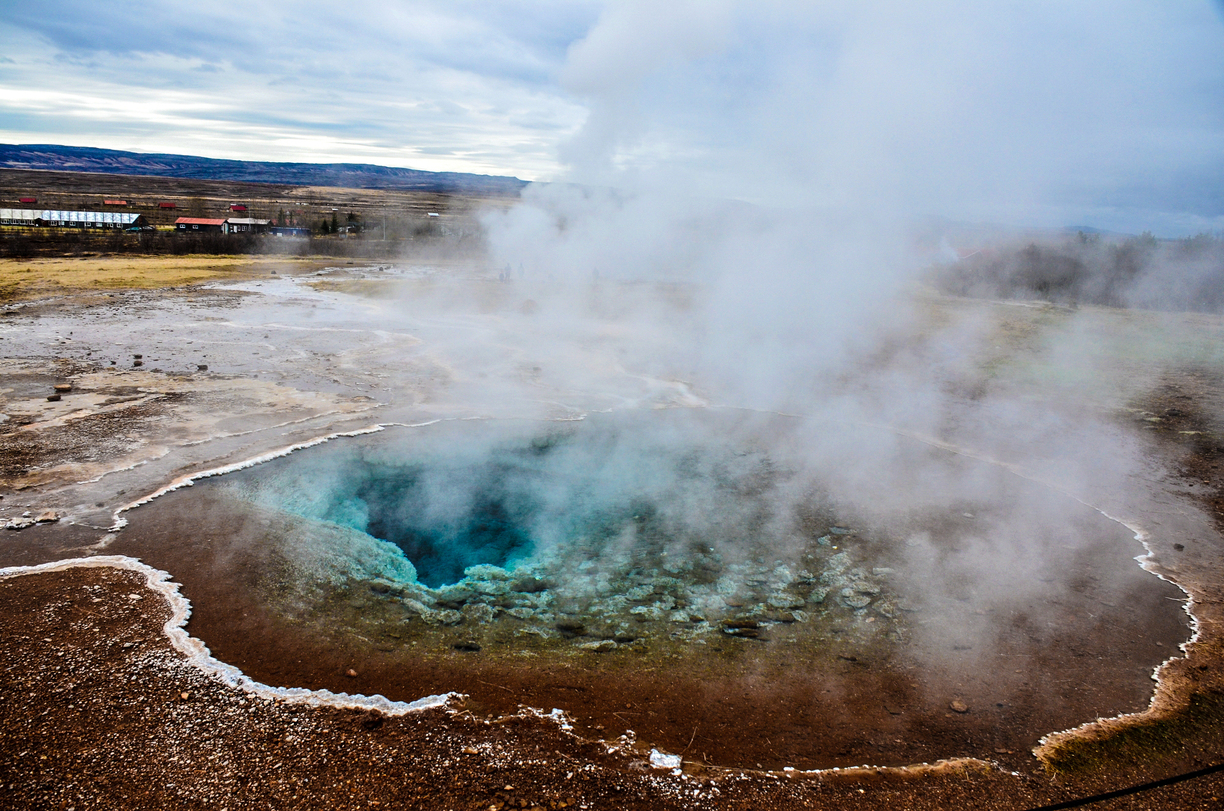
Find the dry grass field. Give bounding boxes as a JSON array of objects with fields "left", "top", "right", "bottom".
[{"left": 0, "top": 254, "right": 319, "bottom": 301}]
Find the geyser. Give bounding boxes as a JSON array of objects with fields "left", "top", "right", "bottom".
[
  {"left": 121, "top": 406, "right": 1190, "bottom": 769},
  {"left": 212, "top": 409, "right": 905, "bottom": 657}
]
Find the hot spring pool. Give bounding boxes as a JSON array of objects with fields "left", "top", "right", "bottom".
[
  {"left": 211, "top": 410, "right": 904, "bottom": 657},
  {"left": 117, "top": 407, "right": 1188, "bottom": 769}
]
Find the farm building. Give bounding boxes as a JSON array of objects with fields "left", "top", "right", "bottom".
[
  {"left": 225, "top": 217, "right": 270, "bottom": 234},
  {"left": 19, "top": 197, "right": 36, "bottom": 204},
  {"left": 175, "top": 217, "right": 226, "bottom": 233},
  {"left": 270, "top": 226, "right": 310, "bottom": 238},
  {"left": 0, "top": 209, "right": 147, "bottom": 229},
  {"left": 103, "top": 199, "right": 127, "bottom": 206},
  {"left": 159, "top": 202, "right": 176, "bottom": 209},
  {"left": 229, "top": 204, "right": 248, "bottom": 212}
]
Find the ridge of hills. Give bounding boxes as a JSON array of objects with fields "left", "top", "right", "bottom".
[{"left": 0, "top": 144, "right": 527, "bottom": 197}]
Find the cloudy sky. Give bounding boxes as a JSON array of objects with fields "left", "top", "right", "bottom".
[{"left": 1, "top": 1, "right": 1222, "bottom": 234}]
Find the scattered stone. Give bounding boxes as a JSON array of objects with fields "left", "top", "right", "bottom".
[
  {"left": 452, "top": 642, "right": 482, "bottom": 653},
  {"left": 46, "top": 394, "right": 61, "bottom": 402},
  {"left": 345, "top": 669, "right": 358, "bottom": 678},
  {"left": 461, "top": 603, "right": 497, "bottom": 624},
  {"left": 510, "top": 575, "right": 551, "bottom": 593},
  {"left": 767, "top": 592, "right": 805, "bottom": 609},
  {"left": 434, "top": 587, "right": 475, "bottom": 609},
  {"left": 52, "top": 383, "right": 72, "bottom": 392},
  {"left": 841, "top": 588, "right": 873, "bottom": 609},
  {"left": 422, "top": 609, "right": 463, "bottom": 626},
  {"left": 133, "top": 360, "right": 143, "bottom": 367},
  {"left": 578, "top": 640, "right": 616, "bottom": 652},
  {"left": 35, "top": 510, "right": 60, "bottom": 523},
  {"left": 555, "top": 619, "right": 586, "bottom": 637},
  {"left": 196, "top": 364, "right": 208, "bottom": 372},
  {"left": 649, "top": 749, "right": 682, "bottom": 770},
  {"left": 721, "top": 619, "right": 762, "bottom": 638},
  {"left": 950, "top": 699, "right": 969, "bottom": 713}
]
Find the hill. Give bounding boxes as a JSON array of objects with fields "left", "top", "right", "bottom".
[{"left": 0, "top": 144, "right": 526, "bottom": 197}]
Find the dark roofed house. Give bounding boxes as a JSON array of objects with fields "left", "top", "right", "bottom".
[{"left": 175, "top": 217, "right": 226, "bottom": 233}]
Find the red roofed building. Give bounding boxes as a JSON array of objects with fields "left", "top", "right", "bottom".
[
  {"left": 103, "top": 199, "right": 127, "bottom": 206},
  {"left": 229, "top": 204, "right": 247, "bottom": 212},
  {"left": 175, "top": 217, "right": 226, "bottom": 233},
  {"left": 19, "top": 197, "right": 36, "bottom": 204},
  {"left": 159, "top": 202, "right": 176, "bottom": 209}
]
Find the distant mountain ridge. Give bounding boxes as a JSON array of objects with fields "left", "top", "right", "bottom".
[{"left": 0, "top": 144, "right": 527, "bottom": 196}]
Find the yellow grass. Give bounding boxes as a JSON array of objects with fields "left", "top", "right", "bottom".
[{"left": 0, "top": 255, "right": 313, "bottom": 301}]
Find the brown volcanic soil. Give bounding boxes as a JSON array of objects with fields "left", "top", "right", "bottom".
[{"left": 0, "top": 523, "right": 1221, "bottom": 809}]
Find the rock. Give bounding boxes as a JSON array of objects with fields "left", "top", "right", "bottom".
[
  {"left": 510, "top": 575, "right": 551, "bottom": 593},
  {"left": 630, "top": 604, "right": 665, "bottom": 622},
  {"left": 841, "top": 588, "right": 873, "bottom": 609},
  {"left": 950, "top": 699, "right": 969, "bottom": 713},
  {"left": 52, "top": 383, "right": 72, "bottom": 392},
  {"left": 452, "top": 642, "right": 482, "bottom": 653},
  {"left": 461, "top": 603, "right": 497, "bottom": 623},
  {"left": 649, "top": 749, "right": 682, "bottom": 770},
  {"left": 133, "top": 360, "right": 143, "bottom": 367},
  {"left": 767, "top": 592, "right": 806, "bottom": 609},
  {"left": 578, "top": 640, "right": 616, "bottom": 652},
  {"left": 722, "top": 619, "right": 762, "bottom": 638},
  {"left": 422, "top": 608, "right": 463, "bottom": 626},
  {"left": 46, "top": 394, "right": 61, "bottom": 402},
  {"left": 434, "top": 587, "right": 475, "bottom": 609},
  {"left": 625, "top": 585, "right": 654, "bottom": 602},
  {"left": 196, "top": 364, "right": 208, "bottom": 372},
  {"left": 555, "top": 619, "right": 586, "bottom": 637},
  {"left": 35, "top": 510, "right": 60, "bottom": 523},
  {"left": 346, "top": 668, "right": 359, "bottom": 677}
]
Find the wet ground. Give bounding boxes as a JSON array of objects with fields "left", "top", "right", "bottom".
[{"left": 2, "top": 262, "right": 1224, "bottom": 808}]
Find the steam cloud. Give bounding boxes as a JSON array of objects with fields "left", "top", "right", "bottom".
[
  {"left": 210, "top": 4, "right": 1209, "bottom": 672},
  {"left": 459, "top": 2, "right": 1212, "bottom": 655}
]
